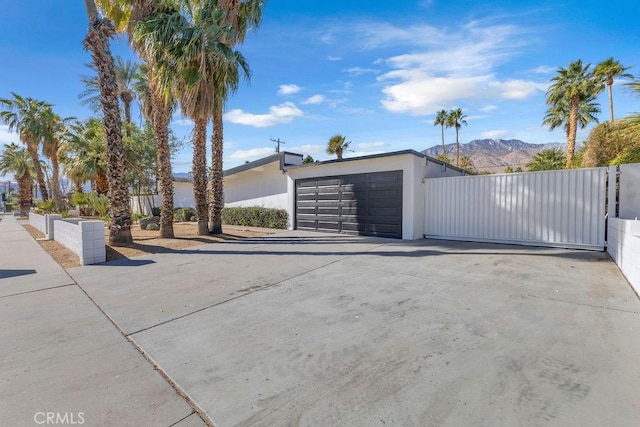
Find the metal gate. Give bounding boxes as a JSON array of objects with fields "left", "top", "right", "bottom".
[{"left": 424, "top": 168, "right": 607, "bottom": 250}]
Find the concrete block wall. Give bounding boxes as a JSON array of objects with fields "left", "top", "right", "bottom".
[
  {"left": 53, "top": 219, "right": 106, "bottom": 265},
  {"left": 607, "top": 218, "right": 640, "bottom": 296},
  {"left": 29, "top": 212, "right": 47, "bottom": 235},
  {"left": 28, "top": 213, "right": 63, "bottom": 239}
]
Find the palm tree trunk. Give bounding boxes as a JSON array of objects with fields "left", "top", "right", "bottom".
[
  {"left": 26, "top": 142, "right": 49, "bottom": 200},
  {"left": 84, "top": 0, "right": 132, "bottom": 245},
  {"left": 151, "top": 84, "right": 174, "bottom": 238},
  {"left": 607, "top": 82, "right": 614, "bottom": 122},
  {"left": 209, "top": 105, "right": 224, "bottom": 234},
  {"left": 455, "top": 127, "right": 460, "bottom": 167},
  {"left": 566, "top": 97, "right": 579, "bottom": 168},
  {"left": 51, "top": 155, "right": 62, "bottom": 211},
  {"left": 440, "top": 124, "right": 445, "bottom": 159},
  {"left": 18, "top": 175, "right": 31, "bottom": 216},
  {"left": 192, "top": 117, "right": 209, "bottom": 235}
]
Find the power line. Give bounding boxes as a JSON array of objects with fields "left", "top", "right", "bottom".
[{"left": 270, "top": 138, "right": 285, "bottom": 153}]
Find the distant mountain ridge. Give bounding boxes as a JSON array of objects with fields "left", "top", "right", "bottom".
[{"left": 423, "top": 139, "right": 565, "bottom": 173}]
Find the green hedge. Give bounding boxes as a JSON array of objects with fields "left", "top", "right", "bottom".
[{"left": 222, "top": 206, "right": 288, "bottom": 229}]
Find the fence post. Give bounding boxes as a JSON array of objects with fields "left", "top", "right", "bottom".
[
  {"left": 45, "top": 214, "right": 63, "bottom": 240},
  {"left": 608, "top": 165, "right": 618, "bottom": 219}
]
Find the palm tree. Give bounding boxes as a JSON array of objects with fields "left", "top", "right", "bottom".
[
  {"left": 446, "top": 108, "right": 467, "bottom": 167},
  {"left": 594, "top": 57, "right": 632, "bottom": 122},
  {"left": 623, "top": 75, "right": 640, "bottom": 126},
  {"left": 326, "top": 134, "right": 351, "bottom": 160},
  {"left": 545, "top": 60, "right": 603, "bottom": 168},
  {"left": 99, "top": 0, "right": 177, "bottom": 238},
  {"left": 83, "top": 0, "right": 133, "bottom": 245},
  {"left": 209, "top": 0, "right": 264, "bottom": 234},
  {"left": 41, "top": 107, "right": 74, "bottom": 211},
  {"left": 0, "top": 143, "right": 33, "bottom": 216},
  {"left": 433, "top": 109, "right": 449, "bottom": 161},
  {"left": 526, "top": 148, "right": 566, "bottom": 171},
  {"left": 543, "top": 95, "right": 601, "bottom": 150},
  {"left": 0, "top": 93, "right": 50, "bottom": 200},
  {"left": 60, "top": 118, "right": 108, "bottom": 194},
  {"left": 134, "top": 0, "right": 243, "bottom": 235},
  {"left": 79, "top": 57, "right": 139, "bottom": 126}
]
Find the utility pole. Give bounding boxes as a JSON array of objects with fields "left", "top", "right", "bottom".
[{"left": 270, "top": 138, "right": 285, "bottom": 153}]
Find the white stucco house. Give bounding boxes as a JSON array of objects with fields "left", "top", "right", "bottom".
[
  {"left": 130, "top": 176, "right": 196, "bottom": 215},
  {"left": 223, "top": 150, "right": 466, "bottom": 239}
]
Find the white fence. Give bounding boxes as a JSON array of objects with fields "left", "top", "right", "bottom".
[{"left": 424, "top": 167, "right": 607, "bottom": 250}]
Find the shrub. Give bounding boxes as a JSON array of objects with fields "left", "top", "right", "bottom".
[
  {"left": 131, "top": 212, "right": 143, "bottom": 222},
  {"left": 71, "top": 192, "right": 88, "bottom": 208},
  {"left": 222, "top": 207, "right": 288, "bottom": 229},
  {"left": 86, "top": 192, "right": 109, "bottom": 217},
  {"left": 174, "top": 207, "right": 196, "bottom": 222},
  {"left": 146, "top": 222, "right": 159, "bottom": 231},
  {"left": 35, "top": 199, "right": 55, "bottom": 214},
  {"left": 151, "top": 207, "right": 161, "bottom": 217}
]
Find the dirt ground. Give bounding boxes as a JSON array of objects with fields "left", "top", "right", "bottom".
[{"left": 23, "top": 222, "right": 273, "bottom": 270}]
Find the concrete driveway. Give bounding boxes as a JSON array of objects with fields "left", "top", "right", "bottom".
[{"left": 68, "top": 231, "right": 640, "bottom": 426}]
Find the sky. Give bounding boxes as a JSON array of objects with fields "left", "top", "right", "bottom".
[{"left": 1, "top": 0, "right": 639, "bottom": 180}]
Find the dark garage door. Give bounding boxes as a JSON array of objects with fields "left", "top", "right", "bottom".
[{"left": 295, "top": 170, "right": 403, "bottom": 238}]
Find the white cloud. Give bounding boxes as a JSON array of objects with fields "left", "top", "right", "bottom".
[
  {"left": 172, "top": 118, "right": 194, "bottom": 126},
  {"left": 480, "top": 104, "right": 498, "bottom": 112},
  {"left": 302, "top": 94, "right": 325, "bottom": 105},
  {"left": 0, "top": 125, "right": 20, "bottom": 145},
  {"left": 357, "top": 141, "right": 387, "bottom": 149},
  {"left": 224, "top": 102, "right": 303, "bottom": 128},
  {"left": 278, "top": 84, "right": 301, "bottom": 96},
  {"left": 373, "top": 20, "right": 544, "bottom": 115},
  {"left": 289, "top": 144, "right": 325, "bottom": 155},
  {"left": 345, "top": 67, "right": 378, "bottom": 76},
  {"left": 530, "top": 65, "right": 556, "bottom": 74},
  {"left": 481, "top": 130, "right": 509, "bottom": 139},
  {"left": 489, "top": 79, "right": 547, "bottom": 100},
  {"left": 228, "top": 147, "right": 275, "bottom": 161},
  {"left": 327, "top": 56, "right": 342, "bottom": 61}
]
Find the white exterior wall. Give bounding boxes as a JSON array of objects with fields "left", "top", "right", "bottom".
[
  {"left": 130, "top": 181, "right": 196, "bottom": 215},
  {"left": 224, "top": 161, "right": 288, "bottom": 210},
  {"left": 173, "top": 181, "right": 195, "bottom": 208},
  {"left": 607, "top": 218, "right": 640, "bottom": 295},
  {"left": 619, "top": 163, "right": 640, "bottom": 219},
  {"left": 286, "top": 153, "right": 428, "bottom": 240},
  {"left": 424, "top": 160, "right": 466, "bottom": 178}
]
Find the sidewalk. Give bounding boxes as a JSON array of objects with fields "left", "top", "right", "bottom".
[{"left": 0, "top": 214, "right": 205, "bottom": 426}]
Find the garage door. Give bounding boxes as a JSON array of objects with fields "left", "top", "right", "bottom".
[{"left": 295, "top": 170, "right": 403, "bottom": 238}]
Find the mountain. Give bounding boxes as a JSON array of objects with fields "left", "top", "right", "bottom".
[{"left": 423, "top": 139, "right": 565, "bottom": 173}]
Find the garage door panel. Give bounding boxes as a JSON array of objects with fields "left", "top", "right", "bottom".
[
  {"left": 316, "top": 178, "right": 341, "bottom": 187},
  {"left": 317, "top": 192, "right": 340, "bottom": 201},
  {"left": 295, "top": 171, "right": 402, "bottom": 239}
]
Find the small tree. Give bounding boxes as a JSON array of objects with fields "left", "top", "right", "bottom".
[
  {"left": 326, "top": 134, "right": 351, "bottom": 160},
  {"left": 0, "top": 143, "right": 33, "bottom": 216},
  {"left": 526, "top": 148, "right": 566, "bottom": 171},
  {"left": 446, "top": 108, "right": 467, "bottom": 167},
  {"left": 302, "top": 155, "right": 314, "bottom": 164}
]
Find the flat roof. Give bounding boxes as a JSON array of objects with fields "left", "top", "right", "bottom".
[
  {"left": 224, "top": 151, "right": 303, "bottom": 177},
  {"left": 284, "top": 149, "right": 467, "bottom": 174}
]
